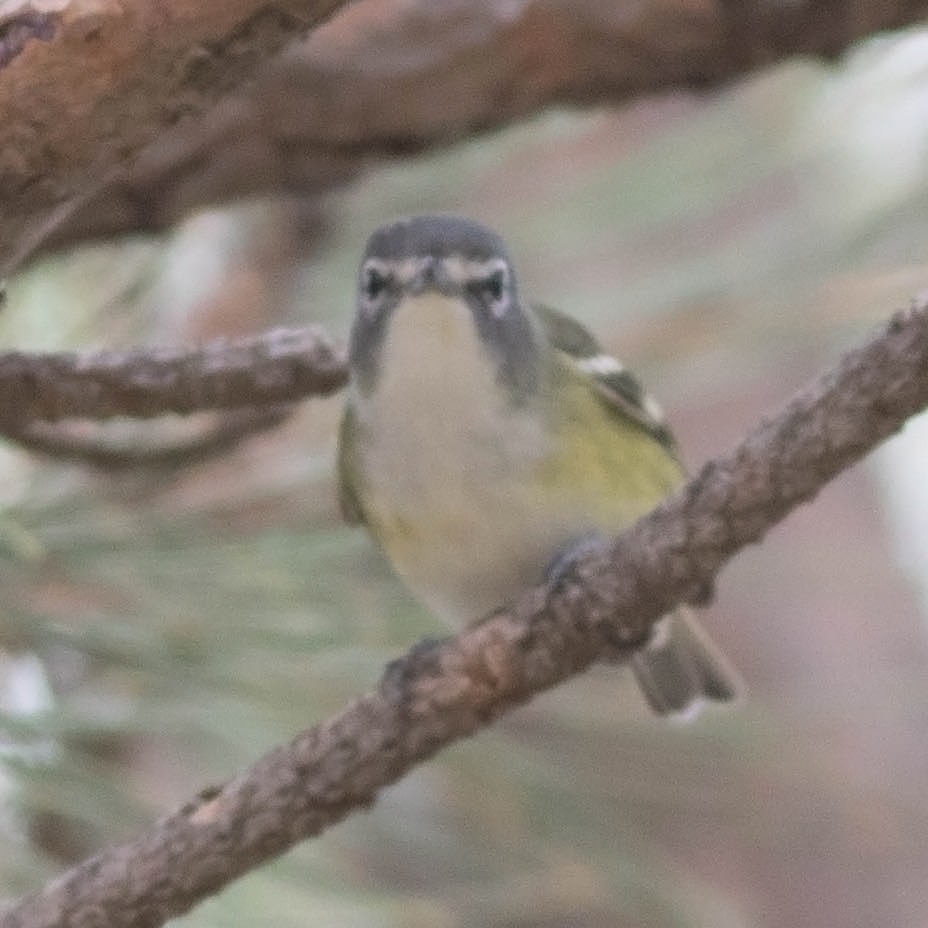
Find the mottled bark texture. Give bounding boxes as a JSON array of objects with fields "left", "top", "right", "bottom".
[
  {"left": 0, "top": 327, "right": 346, "bottom": 426},
  {"left": 3, "top": 297, "right": 927, "bottom": 928},
  {"left": 0, "top": 325, "right": 346, "bottom": 467},
  {"left": 0, "top": 0, "right": 349, "bottom": 271},
  {"left": 5, "top": 0, "right": 928, "bottom": 265}
]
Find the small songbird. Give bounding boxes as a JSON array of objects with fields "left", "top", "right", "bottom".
[{"left": 337, "top": 215, "right": 740, "bottom": 716}]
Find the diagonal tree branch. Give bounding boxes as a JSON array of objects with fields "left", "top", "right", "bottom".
[
  {"left": 0, "top": 0, "right": 351, "bottom": 271},
  {"left": 3, "top": 296, "right": 927, "bottom": 928}
]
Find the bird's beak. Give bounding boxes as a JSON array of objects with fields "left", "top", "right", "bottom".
[{"left": 409, "top": 256, "right": 444, "bottom": 295}]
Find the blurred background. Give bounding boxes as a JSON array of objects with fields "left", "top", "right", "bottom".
[{"left": 2, "top": 9, "right": 928, "bottom": 928}]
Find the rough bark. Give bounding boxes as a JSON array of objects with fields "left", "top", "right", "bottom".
[
  {"left": 4, "top": 0, "right": 928, "bottom": 265},
  {"left": 3, "top": 296, "right": 927, "bottom": 928},
  {"left": 0, "top": 326, "right": 346, "bottom": 428},
  {"left": 0, "top": 0, "right": 349, "bottom": 270}
]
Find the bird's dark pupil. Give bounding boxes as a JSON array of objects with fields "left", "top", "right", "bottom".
[
  {"left": 365, "top": 269, "right": 388, "bottom": 299},
  {"left": 478, "top": 271, "right": 504, "bottom": 303}
]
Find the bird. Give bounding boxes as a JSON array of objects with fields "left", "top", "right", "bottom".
[{"left": 337, "top": 214, "right": 740, "bottom": 716}]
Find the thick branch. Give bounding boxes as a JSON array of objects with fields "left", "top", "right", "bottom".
[
  {"left": 4, "top": 297, "right": 927, "bottom": 928},
  {"left": 0, "top": 0, "right": 350, "bottom": 270},
  {"left": 8, "top": 0, "right": 928, "bottom": 260},
  {"left": 0, "top": 327, "right": 346, "bottom": 428}
]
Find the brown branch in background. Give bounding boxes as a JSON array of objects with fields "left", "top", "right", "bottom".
[
  {"left": 4, "top": 297, "right": 927, "bottom": 928},
  {"left": 3, "top": 406, "right": 295, "bottom": 470},
  {"left": 0, "top": 327, "right": 347, "bottom": 429},
  {"left": 0, "top": 0, "right": 351, "bottom": 271},
  {"left": 6, "top": 0, "right": 928, "bottom": 263}
]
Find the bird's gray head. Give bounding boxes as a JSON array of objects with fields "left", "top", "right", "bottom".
[{"left": 349, "top": 215, "right": 540, "bottom": 401}]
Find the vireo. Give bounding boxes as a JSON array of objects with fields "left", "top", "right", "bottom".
[{"left": 338, "top": 215, "right": 740, "bottom": 716}]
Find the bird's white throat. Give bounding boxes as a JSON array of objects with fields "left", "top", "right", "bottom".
[
  {"left": 355, "top": 293, "right": 545, "bottom": 509},
  {"left": 380, "top": 293, "right": 496, "bottom": 412}
]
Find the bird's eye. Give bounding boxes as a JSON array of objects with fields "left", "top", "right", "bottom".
[
  {"left": 362, "top": 266, "right": 390, "bottom": 303},
  {"left": 470, "top": 269, "right": 508, "bottom": 314}
]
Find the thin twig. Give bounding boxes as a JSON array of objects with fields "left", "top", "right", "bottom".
[
  {"left": 3, "top": 406, "right": 295, "bottom": 470},
  {"left": 3, "top": 298, "right": 928, "bottom": 928}
]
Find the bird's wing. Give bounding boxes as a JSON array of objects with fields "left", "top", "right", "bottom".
[{"left": 533, "top": 303, "right": 681, "bottom": 461}]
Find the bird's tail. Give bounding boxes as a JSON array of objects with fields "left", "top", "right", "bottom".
[{"left": 629, "top": 608, "right": 741, "bottom": 717}]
